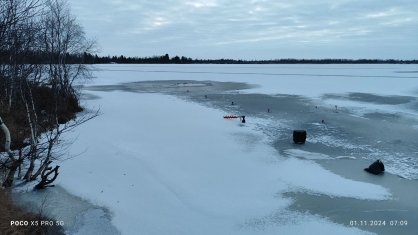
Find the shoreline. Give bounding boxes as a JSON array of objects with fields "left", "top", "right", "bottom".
[
  {"left": 11, "top": 183, "right": 120, "bottom": 235},
  {"left": 0, "top": 189, "right": 65, "bottom": 235}
]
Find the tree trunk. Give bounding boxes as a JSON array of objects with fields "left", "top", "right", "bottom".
[
  {"left": 34, "top": 164, "right": 60, "bottom": 190},
  {"left": 2, "top": 160, "right": 20, "bottom": 188},
  {"left": 0, "top": 116, "right": 18, "bottom": 188},
  {"left": 0, "top": 116, "right": 11, "bottom": 153},
  {"left": 24, "top": 157, "right": 35, "bottom": 181},
  {"left": 31, "top": 139, "right": 54, "bottom": 180}
]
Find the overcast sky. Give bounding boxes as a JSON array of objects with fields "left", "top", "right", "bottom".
[{"left": 71, "top": 0, "right": 418, "bottom": 59}]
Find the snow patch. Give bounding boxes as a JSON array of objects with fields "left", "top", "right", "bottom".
[
  {"left": 309, "top": 135, "right": 366, "bottom": 150},
  {"left": 275, "top": 158, "right": 391, "bottom": 200},
  {"left": 284, "top": 149, "right": 332, "bottom": 160},
  {"left": 336, "top": 156, "right": 357, "bottom": 159}
]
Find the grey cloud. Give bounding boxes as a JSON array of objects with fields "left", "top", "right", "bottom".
[{"left": 71, "top": 0, "right": 418, "bottom": 59}]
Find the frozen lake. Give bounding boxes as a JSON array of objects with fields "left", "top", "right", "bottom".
[
  {"left": 89, "top": 64, "right": 418, "bottom": 180},
  {"left": 18, "top": 64, "right": 418, "bottom": 235}
]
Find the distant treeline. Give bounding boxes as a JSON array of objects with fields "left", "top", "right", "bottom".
[
  {"left": 1, "top": 52, "right": 417, "bottom": 64},
  {"left": 84, "top": 53, "right": 418, "bottom": 64}
]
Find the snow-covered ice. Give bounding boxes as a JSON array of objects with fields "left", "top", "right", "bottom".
[
  {"left": 275, "top": 158, "right": 390, "bottom": 200},
  {"left": 58, "top": 77, "right": 394, "bottom": 234},
  {"left": 47, "top": 63, "right": 418, "bottom": 234},
  {"left": 89, "top": 64, "right": 418, "bottom": 99}
]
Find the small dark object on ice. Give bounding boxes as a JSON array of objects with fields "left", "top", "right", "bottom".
[
  {"left": 364, "top": 160, "right": 385, "bottom": 175},
  {"left": 204, "top": 95, "right": 208, "bottom": 99},
  {"left": 267, "top": 108, "right": 271, "bottom": 113},
  {"left": 231, "top": 101, "right": 235, "bottom": 105},
  {"left": 240, "top": 116, "right": 246, "bottom": 123},
  {"left": 293, "top": 130, "right": 307, "bottom": 144}
]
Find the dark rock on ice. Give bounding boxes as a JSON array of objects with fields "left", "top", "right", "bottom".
[
  {"left": 364, "top": 160, "right": 385, "bottom": 175},
  {"left": 293, "top": 130, "right": 307, "bottom": 144}
]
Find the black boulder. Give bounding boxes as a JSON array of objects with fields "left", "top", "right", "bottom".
[
  {"left": 293, "top": 130, "right": 307, "bottom": 144},
  {"left": 364, "top": 160, "right": 385, "bottom": 175}
]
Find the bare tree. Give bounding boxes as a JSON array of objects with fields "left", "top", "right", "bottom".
[
  {"left": 41, "top": 0, "right": 94, "bottom": 96},
  {"left": 22, "top": 0, "right": 96, "bottom": 187},
  {"left": 1, "top": 0, "right": 43, "bottom": 188},
  {"left": 0, "top": 115, "right": 21, "bottom": 188},
  {"left": 0, "top": 0, "right": 42, "bottom": 112},
  {"left": 33, "top": 110, "right": 98, "bottom": 189},
  {"left": 0, "top": 0, "right": 96, "bottom": 189}
]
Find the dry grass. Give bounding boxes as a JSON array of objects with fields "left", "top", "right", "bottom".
[
  {"left": 0, "top": 85, "right": 83, "bottom": 152},
  {"left": 0, "top": 190, "right": 65, "bottom": 235}
]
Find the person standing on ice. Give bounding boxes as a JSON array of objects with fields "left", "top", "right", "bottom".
[{"left": 240, "top": 116, "right": 246, "bottom": 123}]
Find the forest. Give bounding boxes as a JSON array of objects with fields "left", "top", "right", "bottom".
[{"left": 78, "top": 53, "right": 418, "bottom": 64}]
